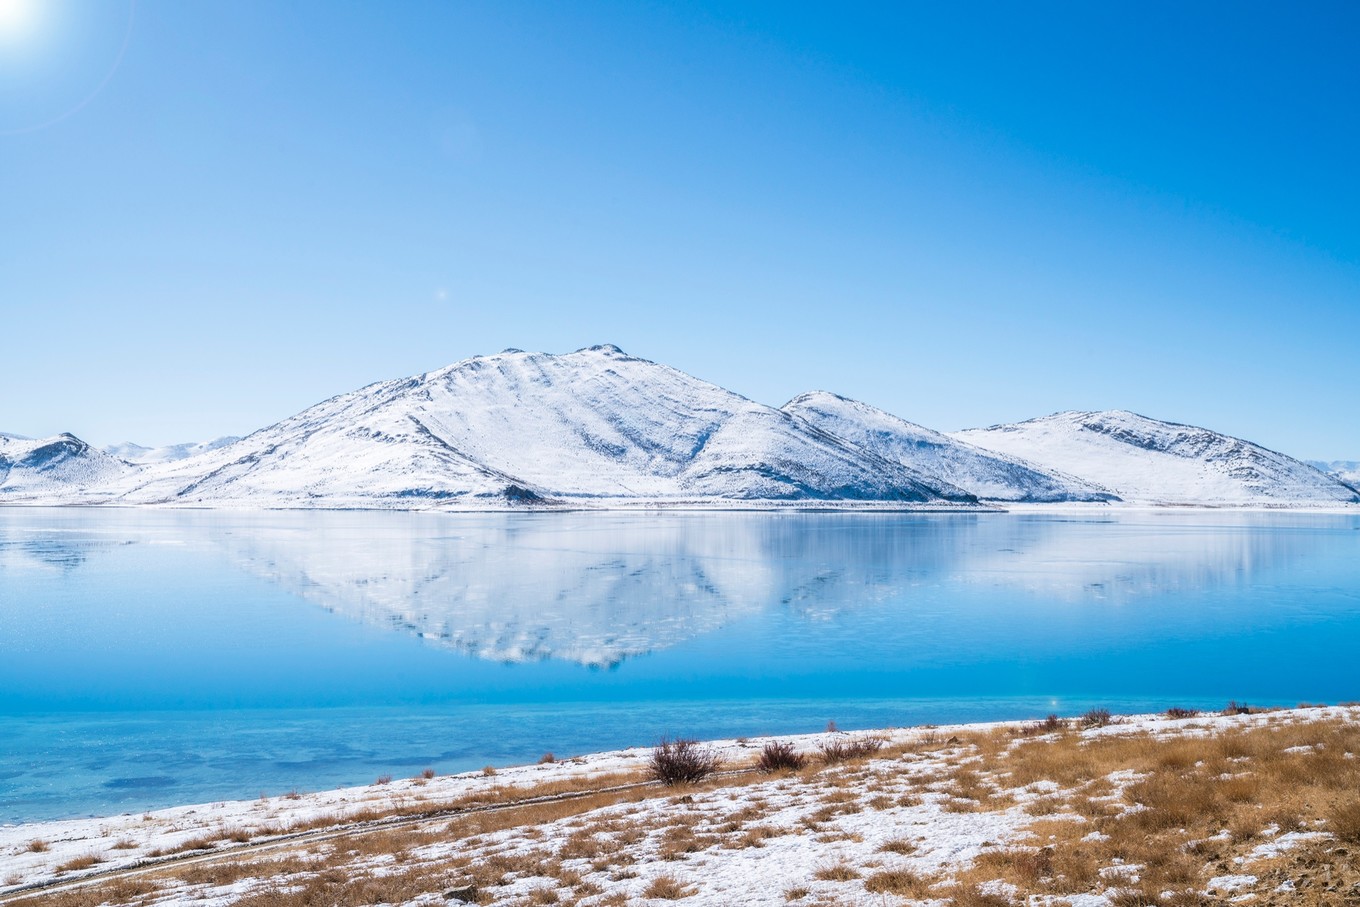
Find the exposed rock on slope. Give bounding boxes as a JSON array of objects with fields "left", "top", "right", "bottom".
[
  {"left": 955, "top": 411, "right": 1360, "bottom": 505},
  {"left": 783, "top": 391, "right": 1117, "bottom": 502}
]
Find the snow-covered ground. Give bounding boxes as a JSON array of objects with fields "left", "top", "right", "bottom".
[{"left": 4, "top": 706, "right": 1356, "bottom": 906}]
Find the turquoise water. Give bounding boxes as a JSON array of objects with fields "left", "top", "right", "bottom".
[{"left": 2, "top": 507, "right": 1358, "bottom": 823}]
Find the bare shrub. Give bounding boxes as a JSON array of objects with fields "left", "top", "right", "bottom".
[
  {"left": 1080, "top": 708, "right": 1113, "bottom": 728},
  {"left": 1223, "top": 700, "right": 1252, "bottom": 715},
  {"left": 649, "top": 737, "right": 722, "bottom": 786},
  {"left": 26, "top": 839, "right": 49, "bottom": 853},
  {"left": 757, "top": 741, "right": 807, "bottom": 773},
  {"left": 1166, "top": 707, "right": 1200, "bottom": 719},
  {"left": 421, "top": 767, "right": 436, "bottom": 779},
  {"left": 374, "top": 774, "right": 392, "bottom": 785},
  {"left": 1026, "top": 714, "right": 1066, "bottom": 735},
  {"left": 539, "top": 752, "right": 556, "bottom": 764},
  {"left": 818, "top": 736, "right": 883, "bottom": 764}
]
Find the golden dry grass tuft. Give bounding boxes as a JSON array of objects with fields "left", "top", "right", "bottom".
[{"left": 642, "top": 875, "right": 696, "bottom": 899}]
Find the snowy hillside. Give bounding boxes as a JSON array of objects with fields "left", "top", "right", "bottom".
[
  {"left": 0, "top": 433, "right": 134, "bottom": 499},
  {"left": 105, "top": 437, "right": 240, "bottom": 464},
  {"left": 783, "top": 391, "right": 1117, "bottom": 503},
  {"left": 955, "top": 411, "right": 1360, "bottom": 505},
  {"left": 1309, "top": 460, "right": 1360, "bottom": 487},
  {"left": 113, "top": 346, "right": 977, "bottom": 508}
]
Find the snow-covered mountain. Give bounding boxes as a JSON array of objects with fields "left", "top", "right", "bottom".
[
  {"left": 0, "top": 433, "right": 134, "bottom": 499},
  {"left": 782, "top": 391, "right": 1117, "bottom": 503},
  {"left": 104, "top": 437, "right": 240, "bottom": 464},
  {"left": 113, "top": 345, "right": 977, "bottom": 508},
  {"left": 4, "top": 352, "right": 1355, "bottom": 510},
  {"left": 1309, "top": 460, "right": 1360, "bottom": 488},
  {"left": 955, "top": 411, "right": 1360, "bottom": 506}
]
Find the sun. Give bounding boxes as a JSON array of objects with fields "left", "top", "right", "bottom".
[{"left": 0, "top": 0, "right": 34, "bottom": 38}]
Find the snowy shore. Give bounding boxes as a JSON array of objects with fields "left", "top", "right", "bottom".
[{"left": 4, "top": 705, "right": 1357, "bottom": 905}]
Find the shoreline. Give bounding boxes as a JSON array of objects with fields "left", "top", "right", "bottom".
[
  {"left": 5, "top": 704, "right": 1358, "bottom": 904},
  {"left": 2, "top": 499, "right": 1359, "bottom": 514}
]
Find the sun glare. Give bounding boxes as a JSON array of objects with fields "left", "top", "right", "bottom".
[{"left": 0, "top": 0, "right": 33, "bottom": 38}]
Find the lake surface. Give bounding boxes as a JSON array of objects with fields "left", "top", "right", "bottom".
[{"left": 2, "top": 507, "right": 1359, "bottom": 823}]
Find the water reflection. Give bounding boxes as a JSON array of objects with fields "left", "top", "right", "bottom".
[{"left": 4, "top": 508, "right": 1347, "bottom": 666}]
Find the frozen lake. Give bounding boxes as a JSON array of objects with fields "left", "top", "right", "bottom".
[{"left": 2, "top": 507, "right": 1358, "bottom": 823}]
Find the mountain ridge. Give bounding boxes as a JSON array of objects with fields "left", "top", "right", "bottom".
[
  {"left": 2, "top": 348, "right": 1354, "bottom": 510},
  {"left": 955, "top": 410, "right": 1359, "bottom": 506}
]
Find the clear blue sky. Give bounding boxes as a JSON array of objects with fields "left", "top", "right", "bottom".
[{"left": 3, "top": 0, "right": 1358, "bottom": 457}]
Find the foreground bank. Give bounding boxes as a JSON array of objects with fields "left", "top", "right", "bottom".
[{"left": 3, "top": 705, "right": 1358, "bottom": 906}]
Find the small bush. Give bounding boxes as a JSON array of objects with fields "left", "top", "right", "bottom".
[
  {"left": 649, "top": 737, "right": 722, "bottom": 786},
  {"left": 825, "top": 720, "right": 838, "bottom": 732},
  {"left": 1223, "top": 700, "right": 1252, "bottom": 715},
  {"left": 539, "top": 752, "right": 556, "bottom": 764},
  {"left": 27, "top": 839, "right": 49, "bottom": 853},
  {"left": 421, "top": 767, "right": 436, "bottom": 779},
  {"left": 374, "top": 774, "right": 392, "bottom": 785},
  {"left": 284, "top": 789, "right": 302, "bottom": 800},
  {"left": 784, "top": 887, "right": 809, "bottom": 901},
  {"left": 757, "top": 741, "right": 807, "bottom": 773},
  {"left": 482, "top": 765, "right": 497, "bottom": 776},
  {"left": 1165, "top": 707, "right": 1200, "bottom": 719},
  {"left": 818, "top": 736, "right": 883, "bottom": 764},
  {"left": 1026, "top": 714, "right": 1067, "bottom": 735},
  {"left": 1080, "top": 708, "right": 1113, "bottom": 728}
]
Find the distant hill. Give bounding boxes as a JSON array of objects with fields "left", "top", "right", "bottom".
[
  {"left": 104, "top": 437, "right": 241, "bottom": 464},
  {"left": 782, "top": 391, "right": 1116, "bottom": 503},
  {"left": 1308, "top": 460, "right": 1360, "bottom": 488},
  {"left": 0, "top": 433, "right": 134, "bottom": 500},
  {"left": 954, "top": 411, "right": 1359, "bottom": 505}
]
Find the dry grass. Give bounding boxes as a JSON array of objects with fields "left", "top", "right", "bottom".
[
  {"left": 863, "top": 867, "right": 933, "bottom": 897},
  {"left": 52, "top": 854, "right": 104, "bottom": 874},
  {"left": 812, "top": 860, "right": 860, "bottom": 881},
  {"left": 10, "top": 710, "right": 1360, "bottom": 907},
  {"left": 642, "top": 875, "right": 696, "bottom": 899},
  {"left": 1327, "top": 797, "right": 1360, "bottom": 843},
  {"left": 816, "top": 735, "right": 884, "bottom": 765}
]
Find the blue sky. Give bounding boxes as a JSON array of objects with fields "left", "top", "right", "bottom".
[{"left": 3, "top": 0, "right": 1358, "bottom": 457}]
